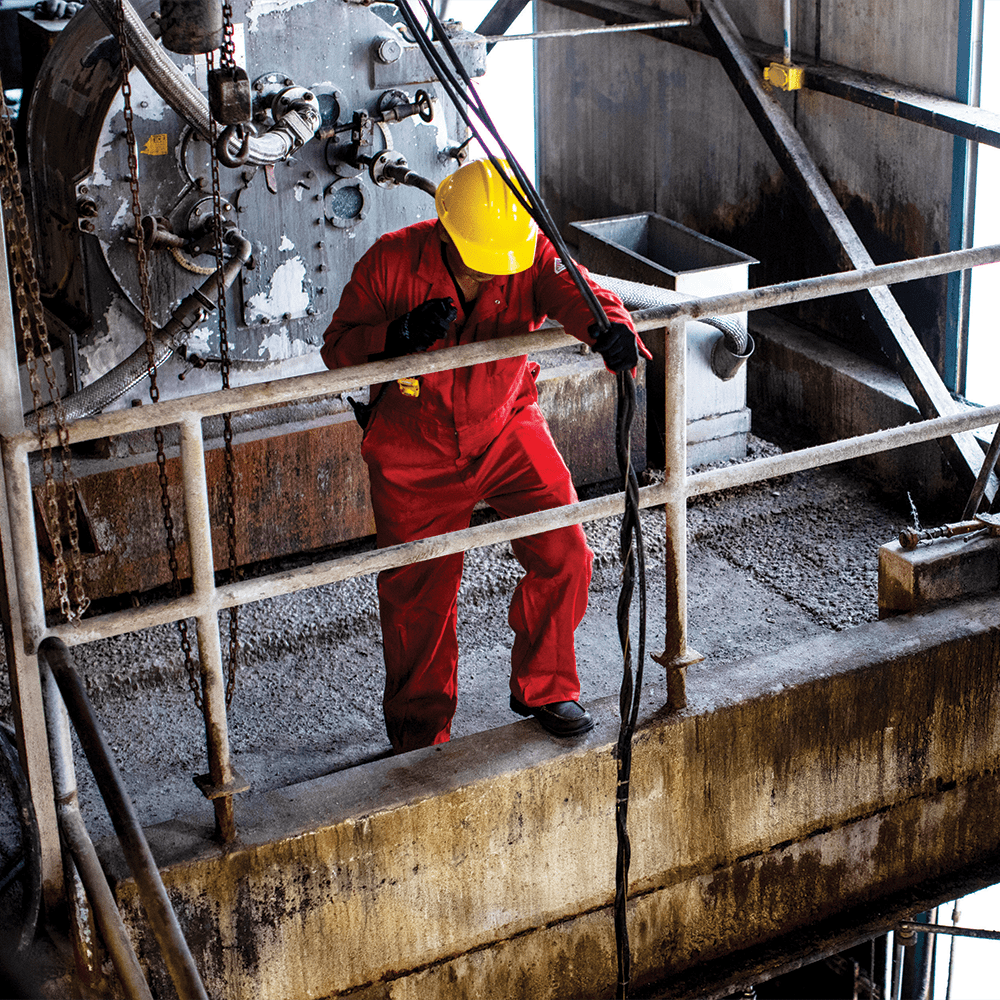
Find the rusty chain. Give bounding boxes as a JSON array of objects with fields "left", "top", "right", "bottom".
[
  {"left": 112, "top": 0, "right": 200, "bottom": 704},
  {"left": 207, "top": 43, "right": 241, "bottom": 709},
  {"left": 0, "top": 80, "right": 89, "bottom": 622}
]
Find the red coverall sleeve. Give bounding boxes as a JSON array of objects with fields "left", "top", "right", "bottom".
[
  {"left": 320, "top": 242, "right": 393, "bottom": 371},
  {"left": 529, "top": 234, "right": 636, "bottom": 345}
]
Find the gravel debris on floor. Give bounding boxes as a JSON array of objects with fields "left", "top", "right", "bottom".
[{"left": 0, "top": 434, "right": 915, "bottom": 841}]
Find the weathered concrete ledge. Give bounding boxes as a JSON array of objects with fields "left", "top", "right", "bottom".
[{"left": 101, "top": 595, "right": 1000, "bottom": 999}]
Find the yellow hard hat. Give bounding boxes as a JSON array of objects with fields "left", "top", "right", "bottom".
[{"left": 435, "top": 159, "right": 538, "bottom": 275}]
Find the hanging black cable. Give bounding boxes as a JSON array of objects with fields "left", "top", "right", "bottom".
[
  {"left": 396, "top": 4, "right": 648, "bottom": 994},
  {"left": 403, "top": 0, "right": 609, "bottom": 325}
]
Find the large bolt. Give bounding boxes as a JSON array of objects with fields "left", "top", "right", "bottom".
[{"left": 375, "top": 36, "right": 402, "bottom": 64}]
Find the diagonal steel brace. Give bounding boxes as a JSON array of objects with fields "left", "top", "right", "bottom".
[
  {"left": 476, "top": 0, "right": 533, "bottom": 52},
  {"left": 697, "top": 0, "right": 995, "bottom": 508}
]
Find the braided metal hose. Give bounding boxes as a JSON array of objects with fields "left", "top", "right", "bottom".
[
  {"left": 593, "top": 272, "right": 749, "bottom": 355},
  {"left": 88, "top": 0, "right": 303, "bottom": 165},
  {"left": 26, "top": 230, "right": 252, "bottom": 424}
]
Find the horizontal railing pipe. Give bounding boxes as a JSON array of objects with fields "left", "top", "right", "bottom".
[
  {"left": 8, "top": 243, "right": 1000, "bottom": 459},
  {"left": 484, "top": 18, "right": 692, "bottom": 42},
  {"left": 42, "top": 400, "right": 1000, "bottom": 649},
  {"left": 8, "top": 330, "right": 580, "bottom": 453},
  {"left": 685, "top": 401, "right": 1000, "bottom": 497},
  {"left": 631, "top": 242, "right": 1000, "bottom": 326}
]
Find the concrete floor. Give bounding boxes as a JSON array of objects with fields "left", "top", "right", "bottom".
[{"left": 24, "top": 433, "right": 911, "bottom": 847}]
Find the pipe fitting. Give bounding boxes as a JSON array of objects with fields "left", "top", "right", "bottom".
[
  {"left": 711, "top": 331, "right": 754, "bottom": 381},
  {"left": 89, "top": 0, "right": 318, "bottom": 165}
]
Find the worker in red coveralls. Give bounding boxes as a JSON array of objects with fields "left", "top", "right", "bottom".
[{"left": 321, "top": 159, "right": 648, "bottom": 753}]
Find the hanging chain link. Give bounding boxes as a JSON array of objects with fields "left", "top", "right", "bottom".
[
  {"left": 0, "top": 79, "right": 89, "bottom": 622},
  {"left": 111, "top": 0, "right": 200, "bottom": 704},
  {"left": 220, "top": 1, "right": 237, "bottom": 70},
  {"left": 207, "top": 41, "right": 241, "bottom": 709}
]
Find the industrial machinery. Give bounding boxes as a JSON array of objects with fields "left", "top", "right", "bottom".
[
  {"left": 26, "top": 0, "right": 482, "bottom": 409},
  {"left": 14, "top": 0, "right": 752, "bottom": 610},
  {"left": 17, "top": 0, "right": 488, "bottom": 607}
]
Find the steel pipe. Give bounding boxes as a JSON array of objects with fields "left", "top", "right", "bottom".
[
  {"left": 0, "top": 202, "right": 63, "bottom": 902},
  {"left": 7, "top": 329, "right": 581, "bottom": 453},
  {"left": 9, "top": 240, "right": 1000, "bottom": 761},
  {"left": 782, "top": 0, "right": 792, "bottom": 65},
  {"left": 10, "top": 242, "right": 1000, "bottom": 458},
  {"left": 484, "top": 18, "right": 692, "bottom": 42},
  {"left": 631, "top": 242, "right": 1000, "bottom": 327},
  {"left": 650, "top": 318, "right": 701, "bottom": 709},
  {"left": 40, "top": 661, "right": 154, "bottom": 1000},
  {"left": 178, "top": 416, "right": 238, "bottom": 842},
  {"left": 897, "top": 920, "right": 1000, "bottom": 942},
  {"left": 38, "top": 638, "right": 209, "bottom": 1000},
  {"left": 40, "top": 396, "right": 1000, "bottom": 650}
]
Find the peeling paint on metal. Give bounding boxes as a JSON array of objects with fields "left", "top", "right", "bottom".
[
  {"left": 279, "top": 236, "right": 295, "bottom": 252},
  {"left": 258, "top": 330, "right": 316, "bottom": 360},
  {"left": 184, "top": 325, "right": 215, "bottom": 356},
  {"left": 247, "top": 257, "right": 309, "bottom": 322},
  {"left": 82, "top": 300, "right": 138, "bottom": 382},
  {"left": 245, "top": 0, "right": 314, "bottom": 33}
]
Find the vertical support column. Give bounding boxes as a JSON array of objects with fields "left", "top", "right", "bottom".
[
  {"left": 178, "top": 416, "right": 246, "bottom": 842},
  {"left": 0, "top": 201, "right": 63, "bottom": 904},
  {"left": 652, "top": 318, "right": 703, "bottom": 711}
]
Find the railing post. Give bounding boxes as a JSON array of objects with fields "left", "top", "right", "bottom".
[
  {"left": 178, "top": 417, "right": 246, "bottom": 842},
  {"left": 652, "top": 317, "right": 703, "bottom": 710},
  {"left": 0, "top": 200, "right": 64, "bottom": 906}
]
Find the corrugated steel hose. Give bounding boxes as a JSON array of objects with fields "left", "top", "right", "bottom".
[
  {"left": 88, "top": 0, "right": 314, "bottom": 165},
  {"left": 26, "top": 228, "right": 252, "bottom": 425},
  {"left": 593, "top": 272, "right": 753, "bottom": 380}
]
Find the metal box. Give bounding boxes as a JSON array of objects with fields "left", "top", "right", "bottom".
[{"left": 571, "top": 213, "right": 757, "bottom": 468}]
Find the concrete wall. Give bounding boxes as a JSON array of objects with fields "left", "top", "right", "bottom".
[
  {"left": 539, "top": 0, "right": 964, "bottom": 374},
  {"left": 101, "top": 594, "right": 1000, "bottom": 999},
  {"left": 747, "top": 310, "right": 960, "bottom": 513}
]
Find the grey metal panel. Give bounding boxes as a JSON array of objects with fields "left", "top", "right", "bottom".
[{"left": 26, "top": 0, "right": 478, "bottom": 404}]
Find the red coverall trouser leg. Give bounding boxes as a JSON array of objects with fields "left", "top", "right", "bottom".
[{"left": 362, "top": 400, "right": 594, "bottom": 753}]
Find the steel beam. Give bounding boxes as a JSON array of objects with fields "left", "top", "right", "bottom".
[
  {"left": 696, "top": 0, "right": 994, "bottom": 506},
  {"left": 541, "top": 0, "right": 1000, "bottom": 148},
  {"left": 803, "top": 63, "right": 1000, "bottom": 149},
  {"left": 475, "top": 0, "right": 532, "bottom": 51}
]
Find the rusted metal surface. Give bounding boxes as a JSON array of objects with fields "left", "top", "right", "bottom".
[
  {"left": 25, "top": 0, "right": 483, "bottom": 407},
  {"left": 157, "top": 0, "right": 222, "bottom": 55},
  {"left": 31, "top": 359, "right": 625, "bottom": 610},
  {"left": 33, "top": 409, "right": 372, "bottom": 609},
  {"left": 177, "top": 418, "right": 239, "bottom": 843},
  {"left": 650, "top": 317, "right": 701, "bottom": 709},
  {"left": 878, "top": 532, "right": 1000, "bottom": 619}
]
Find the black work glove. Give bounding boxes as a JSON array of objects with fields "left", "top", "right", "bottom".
[
  {"left": 590, "top": 321, "right": 649, "bottom": 374},
  {"left": 384, "top": 297, "right": 457, "bottom": 357}
]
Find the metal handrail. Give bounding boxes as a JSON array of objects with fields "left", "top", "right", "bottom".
[
  {"left": 3, "top": 240, "right": 999, "bottom": 843},
  {"left": 8, "top": 242, "right": 1000, "bottom": 455},
  {"left": 38, "top": 637, "right": 208, "bottom": 1000}
]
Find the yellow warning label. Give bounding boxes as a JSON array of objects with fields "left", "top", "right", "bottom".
[{"left": 141, "top": 134, "right": 168, "bottom": 156}]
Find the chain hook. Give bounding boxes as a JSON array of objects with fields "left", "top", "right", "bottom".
[{"left": 216, "top": 123, "right": 250, "bottom": 168}]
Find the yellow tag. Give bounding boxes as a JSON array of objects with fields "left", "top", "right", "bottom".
[
  {"left": 141, "top": 134, "right": 169, "bottom": 156},
  {"left": 397, "top": 377, "right": 420, "bottom": 398}
]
